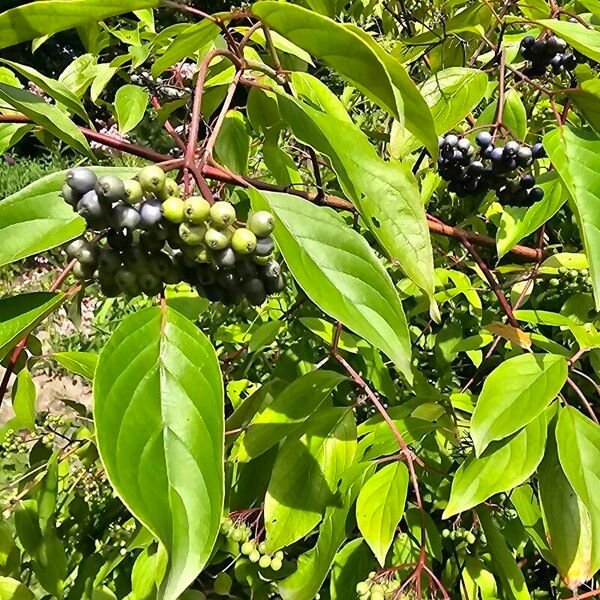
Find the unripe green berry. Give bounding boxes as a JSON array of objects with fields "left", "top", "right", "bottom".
[
  {"left": 162, "top": 197, "right": 186, "bottom": 224},
  {"left": 138, "top": 165, "right": 167, "bottom": 194},
  {"left": 205, "top": 228, "right": 231, "bottom": 250},
  {"left": 213, "top": 572, "right": 232, "bottom": 595},
  {"left": 210, "top": 201, "right": 236, "bottom": 228},
  {"left": 231, "top": 228, "right": 257, "bottom": 255},
  {"left": 253, "top": 255, "right": 270, "bottom": 266},
  {"left": 123, "top": 179, "right": 144, "bottom": 204},
  {"left": 270, "top": 558, "right": 283, "bottom": 572},
  {"left": 179, "top": 222, "right": 207, "bottom": 246},
  {"left": 257, "top": 541, "right": 268, "bottom": 554},
  {"left": 231, "top": 529, "right": 243, "bottom": 542},
  {"left": 184, "top": 196, "right": 211, "bottom": 224},
  {"left": 274, "top": 550, "right": 284, "bottom": 561},
  {"left": 157, "top": 177, "right": 180, "bottom": 201},
  {"left": 258, "top": 555, "right": 271, "bottom": 569},
  {"left": 248, "top": 211, "right": 275, "bottom": 237},
  {"left": 249, "top": 549, "right": 261, "bottom": 563},
  {"left": 241, "top": 541, "right": 254, "bottom": 555},
  {"left": 465, "top": 532, "right": 476, "bottom": 544}
]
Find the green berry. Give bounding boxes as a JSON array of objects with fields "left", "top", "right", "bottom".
[
  {"left": 270, "top": 558, "right": 283, "bottom": 572},
  {"left": 138, "top": 165, "right": 167, "bottom": 194},
  {"left": 442, "top": 528, "right": 451, "bottom": 538},
  {"left": 179, "top": 222, "right": 207, "bottom": 246},
  {"left": 231, "top": 529, "right": 243, "bottom": 542},
  {"left": 213, "top": 572, "right": 232, "bottom": 595},
  {"left": 356, "top": 582, "right": 370, "bottom": 594},
  {"left": 157, "top": 177, "right": 180, "bottom": 201},
  {"left": 231, "top": 228, "right": 257, "bottom": 255},
  {"left": 162, "top": 197, "right": 186, "bottom": 224},
  {"left": 210, "top": 201, "right": 236, "bottom": 228},
  {"left": 123, "top": 179, "right": 144, "bottom": 204},
  {"left": 258, "top": 555, "right": 272, "bottom": 569},
  {"left": 248, "top": 211, "right": 275, "bottom": 237},
  {"left": 249, "top": 549, "right": 261, "bottom": 563},
  {"left": 274, "top": 550, "right": 284, "bottom": 561},
  {"left": 184, "top": 196, "right": 211, "bottom": 224},
  {"left": 205, "top": 227, "right": 231, "bottom": 250},
  {"left": 96, "top": 175, "right": 125, "bottom": 202},
  {"left": 241, "top": 541, "right": 254, "bottom": 555},
  {"left": 465, "top": 532, "right": 476, "bottom": 544},
  {"left": 257, "top": 541, "right": 268, "bottom": 554},
  {"left": 252, "top": 255, "right": 270, "bottom": 266},
  {"left": 549, "top": 278, "right": 560, "bottom": 287}
]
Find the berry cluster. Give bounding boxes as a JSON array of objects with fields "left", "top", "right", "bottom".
[
  {"left": 441, "top": 527, "right": 477, "bottom": 544},
  {"left": 0, "top": 429, "right": 26, "bottom": 460},
  {"left": 437, "top": 132, "right": 546, "bottom": 206},
  {"left": 356, "top": 573, "right": 402, "bottom": 600},
  {"left": 61, "top": 166, "right": 285, "bottom": 306},
  {"left": 519, "top": 35, "right": 577, "bottom": 77},
  {"left": 549, "top": 267, "right": 593, "bottom": 295}
]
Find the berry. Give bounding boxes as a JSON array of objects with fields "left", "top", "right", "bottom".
[
  {"left": 210, "top": 201, "right": 236, "bottom": 228},
  {"left": 249, "top": 550, "right": 261, "bottom": 563},
  {"left": 516, "top": 146, "right": 533, "bottom": 167},
  {"left": 162, "top": 197, "right": 186, "bottom": 224},
  {"left": 445, "top": 134, "right": 459, "bottom": 147},
  {"left": 123, "top": 179, "right": 143, "bottom": 204},
  {"left": 270, "top": 558, "right": 283, "bottom": 572},
  {"left": 265, "top": 274, "right": 284, "bottom": 293},
  {"left": 241, "top": 541, "right": 254, "bottom": 555},
  {"left": 531, "top": 143, "right": 546, "bottom": 158},
  {"left": 213, "top": 572, "right": 232, "bottom": 596},
  {"left": 179, "top": 223, "right": 207, "bottom": 246},
  {"left": 205, "top": 228, "right": 230, "bottom": 250},
  {"left": 107, "top": 228, "right": 132, "bottom": 250},
  {"left": 503, "top": 140, "right": 520, "bottom": 156},
  {"left": 236, "top": 261, "right": 258, "bottom": 281},
  {"left": 67, "top": 167, "right": 97, "bottom": 195},
  {"left": 258, "top": 542, "right": 268, "bottom": 554},
  {"left": 248, "top": 211, "right": 275, "bottom": 237},
  {"left": 245, "top": 278, "right": 266, "bottom": 306},
  {"left": 258, "top": 555, "right": 272, "bottom": 569},
  {"left": 139, "top": 198, "right": 163, "bottom": 229},
  {"left": 112, "top": 205, "right": 141, "bottom": 230},
  {"left": 231, "top": 529, "right": 243, "bottom": 542},
  {"left": 231, "top": 228, "right": 257, "bottom": 255},
  {"left": 77, "top": 191, "right": 109, "bottom": 227},
  {"left": 520, "top": 174, "right": 536, "bottom": 189},
  {"left": 184, "top": 197, "right": 211, "bottom": 224},
  {"left": 529, "top": 187, "right": 544, "bottom": 202},
  {"left": 262, "top": 259, "right": 281, "bottom": 279},
  {"left": 62, "top": 183, "right": 81, "bottom": 207},
  {"left": 65, "top": 238, "right": 87, "bottom": 259},
  {"left": 475, "top": 131, "right": 493, "bottom": 147},
  {"left": 98, "top": 249, "right": 121, "bottom": 273},
  {"left": 213, "top": 247, "right": 236, "bottom": 269},
  {"left": 96, "top": 175, "right": 125, "bottom": 203},
  {"left": 157, "top": 177, "right": 180, "bottom": 201},
  {"left": 139, "top": 230, "right": 164, "bottom": 253},
  {"left": 254, "top": 236, "right": 275, "bottom": 257},
  {"left": 138, "top": 165, "right": 167, "bottom": 194},
  {"left": 72, "top": 261, "right": 94, "bottom": 280},
  {"left": 139, "top": 272, "right": 161, "bottom": 294}
]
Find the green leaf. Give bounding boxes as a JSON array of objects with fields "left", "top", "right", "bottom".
[
  {"left": 249, "top": 188, "right": 413, "bottom": 382},
  {"left": 165, "top": 284, "right": 209, "bottom": 322},
  {"left": 264, "top": 408, "right": 357, "bottom": 550},
  {"left": 0, "top": 0, "right": 160, "bottom": 50},
  {"left": 330, "top": 539, "right": 376, "bottom": 600},
  {"left": 356, "top": 462, "right": 409, "bottom": 565},
  {"left": 299, "top": 317, "right": 360, "bottom": 353},
  {"left": 0, "top": 167, "right": 137, "bottom": 267},
  {"left": 0, "top": 293, "right": 66, "bottom": 359},
  {"left": 539, "top": 417, "right": 595, "bottom": 588},
  {"left": 11, "top": 369, "right": 36, "bottom": 431},
  {"left": 544, "top": 127, "right": 600, "bottom": 310},
  {"left": 470, "top": 353, "right": 567, "bottom": 455},
  {"left": 496, "top": 173, "right": 566, "bottom": 258},
  {"left": 568, "top": 79, "right": 600, "bottom": 133},
  {"left": 556, "top": 405, "right": 600, "bottom": 574},
  {"left": 510, "top": 485, "right": 551, "bottom": 560},
  {"left": 477, "top": 89, "right": 527, "bottom": 140},
  {"left": 236, "top": 370, "right": 345, "bottom": 462},
  {"left": 537, "top": 20, "right": 600, "bottom": 63},
  {"left": 215, "top": 110, "right": 250, "bottom": 175},
  {"left": 278, "top": 462, "right": 374, "bottom": 600},
  {"left": 275, "top": 93, "right": 435, "bottom": 303},
  {"left": 151, "top": 20, "right": 220, "bottom": 78},
  {"left": 94, "top": 307, "right": 224, "bottom": 600},
  {"left": 0, "top": 83, "right": 92, "bottom": 158},
  {"left": 0, "top": 123, "right": 33, "bottom": 155},
  {"left": 52, "top": 352, "right": 98, "bottom": 380},
  {"left": 391, "top": 67, "right": 488, "bottom": 158},
  {"left": 252, "top": 1, "right": 438, "bottom": 157},
  {"left": 444, "top": 414, "right": 547, "bottom": 518},
  {"left": 477, "top": 507, "right": 531, "bottom": 600},
  {"left": 115, "top": 84, "right": 149, "bottom": 134},
  {"left": 0, "top": 577, "right": 35, "bottom": 600}
]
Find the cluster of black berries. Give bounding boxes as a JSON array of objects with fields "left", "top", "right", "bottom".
[
  {"left": 61, "top": 166, "right": 285, "bottom": 306},
  {"left": 519, "top": 35, "right": 577, "bottom": 77},
  {"left": 437, "top": 132, "right": 546, "bottom": 206}
]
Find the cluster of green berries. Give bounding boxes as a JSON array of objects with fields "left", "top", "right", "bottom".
[
  {"left": 0, "top": 429, "right": 26, "bottom": 459},
  {"left": 549, "top": 267, "right": 592, "bottom": 294},
  {"left": 74, "top": 467, "right": 112, "bottom": 509},
  {"left": 441, "top": 527, "right": 477, "bottom": 544},
  {"left": 62, "top": 166, "right": 284, "bottom": 306},
  {"left": 356, "top": 573, "right": 401, "bottom": 600},
  {"left": 105, "top": 521, "right": 135, "bottom": 556}
]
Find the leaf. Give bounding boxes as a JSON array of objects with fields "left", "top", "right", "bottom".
[
  {"left": 356, "top": 462, "right": 409, "bottom": 565},
  {"left": 470, "top": 353, "right": 567, "bottom": 456},
  {"left": 249, "top": 188, "right": 413, "bottom": 382},
  {"left": 264, "top": 408, "right": 357, "bottom": 551},
  {"left": 165, "top": 284, "right": 209, "bottom": 321},
  {"left": 477, "top": 89, "right": 527, "bottom": 140},
  {"left": 330, "top": 539, "right": 376, "bottom": 600},
  {"left": 0, "top": 0, "right": 160, "bottom": 50},
  {"left": 252, "top": 1, "right": 438, "bottom": 157},
  {"left": 537, "top": 20, "right": 600, "bottom": 63},
  {"left": 510, "top": 485, "right": 551, "bottom": 560},
  {"left": 151, "top": 20, "right": 220, "bottom": 78},
  {"left": 538, "top": 417, "right": 595, "bottom": 588},
  {"left": 299, "top": 317, "right": 360, "bottom": 353},
  {"left": 544, "top": 127, "right": 600, "bottom": 310},
  {"left": 278, "top": 462, "right": 374, "bottom": 600},
  {"left": 496, "top": 173, "right": 566, "bottom": 258},
  {"left": 214, "top": 110, "right": 250, "bottom": 175},
  {"left": 0, "top": 577, "right": 35, "bottom": 600},
  {"left": 0, "top": 167, "right": 137, "bottom": 267},
  {"left": 444, "top": 414, "right": 547, "bottom": 517},
  {"left": 391, "top": 67, "right": 488, "bottom": 158},
  {"left": 483, "top": 323, "right": 532, "bottom": 349},
  {"left": 477, "top": 508, "right": 531, "bottom": 600},
  {"left": 52, "top": 352, "right": 98, "bottom": 380},
  {"left": 238, "top": 28, "right": 314, "bottom": 66},
  {"left": 236, "top": 370, "right": 345, "bottom": 462},
  {"left": 0, "top": 83, "right": 93, "bottom": 158},
  {"left": 275, "top": 93, "right": 435, "bottom": 303},
  {"left": 568, "top": 79, "right": 600, "bottom": 133},
  {"left": 0, "top": 293, "right": 66, "bottom": 359},
  {"left": 94, "top": 306, "right": 224, "bottom": 600},
  {"left": 11, "top": 370, "right": 36, "bottom": 431},
  {"left": 556, "top": 406, "right": 600, "bottom": 574},
  {"left": 115, "top": 84, "right": 149, "bottom": 134}
]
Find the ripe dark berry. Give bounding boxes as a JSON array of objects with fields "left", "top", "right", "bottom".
[
  {"left": 445, "top": 134, "right": 458, "bottom": 147},
  {"left": 62, "top": 183, "right": 82, "bottom": 207},
  {"left": 213, "top": 247, "right": 236, "bottom": 269},
  {"left": 529, "top": 187, "right": 545, "bottom": 202},
  {"left": 503, "top": 141, "right": 520, "bottom": 156},
  {"left": 98, "top": 248, "right": 121, "bottom": 273},
  {"left": 96, "top": 175, "right": 125, "bottom": 203},
  {"left": 112, "top": 204, "right": 141, "bottom": 230},
  {"left": 67, "top": 167, "right": 97, "bottom": 195},
  {"left": 520, "top": 174, "right": 536, "bottom": 189},
  {"left": 531, "top": 143, "right": 546, "bottom": 158},
  {"left": 77, "top": 191, "right": 109, "bottom": 227},
  {"left": 476, "top": 131, "right": 493, "bottom": 147},
  {"left": 244, "top": 278, "right": 267, "bottom": 306},
  {"left": 254, "top": 236, "right": 275, "bottom": 257},
  {"left": 490, "top": 147, "right": 504, "bottom": 163},
  {"left": 516, "top": 147, "right": 533, "bottom": 167},
  {"left": 107, "top": 228, "right": 132, "bottom": 250},
  {"left": 65, "top": 238, "right": 87, "bottom": 259},
  {"left": 139, "top": 198, "right": 163, "bottom": 229}
]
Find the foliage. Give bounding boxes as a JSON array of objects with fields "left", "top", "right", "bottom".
[{"left": 0, "top": 0, "right": 599, "bottom": 599}]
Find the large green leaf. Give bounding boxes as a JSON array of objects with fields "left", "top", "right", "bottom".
[
  {"left": 249, "top": 188, "right": 413, "bottom": 381},
  {"left": 115, "top": 84, "right": 149, "bottom": 134},
  {"left": 236, "top": 370, "right": 346, "bottom": 462},
  {"left": 0, "top": 577, "right": 35, "bottom": 600},
  {"left": 544, "top": 127, "right": 600, "bottom": 310},
  {"left": 275, "top": 93, "right": 435, "bottom": 303},
  {"left": 52, "top": 352, "right": 98, "bottom": 381},
  {"left": 0, "top": 0, "right": 159, "bottom": 50},
  {"left": 11, "top": 370, "right": 36, "bottom": 431},
  {"left": 94, "top": 307, "right": 224, "bottom": 600},
  {"left": 214, "top": 110, "right": 250, "bottom": 175},
  {"left": 264, "top": 408, "right": 356, "bottom": 551},
  {"left": 470, "top": 353, "right": 567, "bottom": 455},
  {"left": 569, "top": 79, "right": 600, "bottom": 133},
  {"left": 278, "top": 462, "right": 374, "bottom": 600},
  {"left": 356, "top": 462, "right": 409, "bottom": 565},
  {"left": 330, "top": 539, "right": 376, "bottom": 600},
  {"left": 556, "top": 406, "right": 600, "bottom": 575},
  {"left": 0, "top": 167, "right": 137, "bottom": 267},
  {"left": 539, "top": 417, "right": 595, "bottom": 588},
  {"left": 0, "top": 83, "right": 92, "bottom": 158},
  {"left": 0, "top": 293, "right": 66, "bottom": 359},
  {"left": 252, "top": 1, "right": 438, "bottom": 157},
  {"left": 444, "top": 414, "right": 547, "bottom": 517},
  {"left": 477, "top": 89, "right": 527, "bottom": 140}
]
